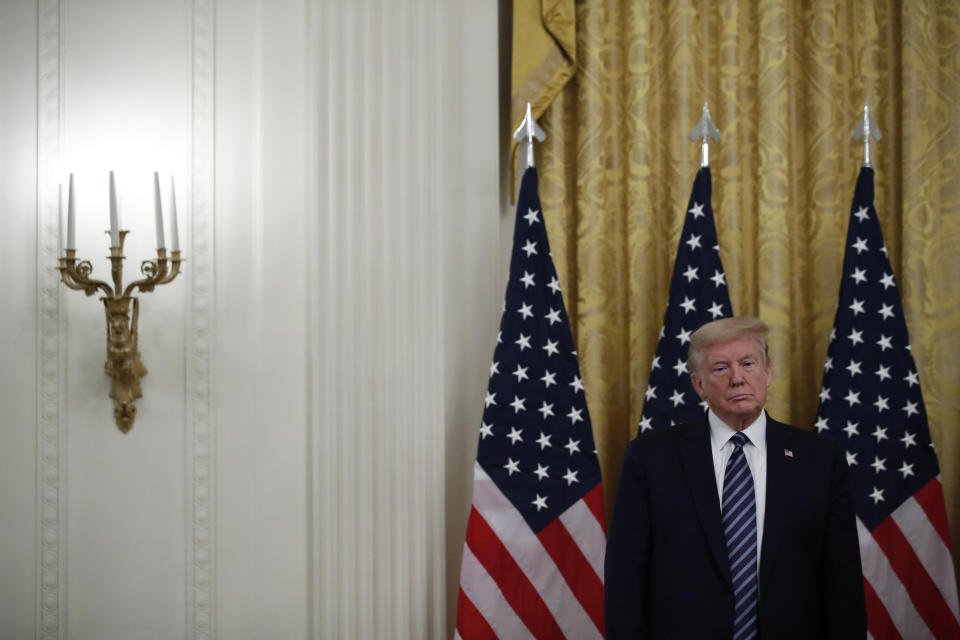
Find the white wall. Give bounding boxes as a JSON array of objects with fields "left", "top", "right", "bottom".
[{"left": 0, "top": 1, "right": 500, "bottom": 638}]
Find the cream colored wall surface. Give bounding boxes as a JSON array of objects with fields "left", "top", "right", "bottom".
[{"left": 0, "top": 0, "right": 499, "bottom": 638}]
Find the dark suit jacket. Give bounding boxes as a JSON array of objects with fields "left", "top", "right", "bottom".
[{"left": 604, "top": 415, "right": 866, "bottom": 639}]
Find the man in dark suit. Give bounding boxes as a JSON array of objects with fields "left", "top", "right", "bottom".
[{"left": 604, "top": 317, "right": 866, "bottom": 639}]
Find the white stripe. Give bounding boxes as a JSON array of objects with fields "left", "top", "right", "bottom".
[
  {"left": 890, "top": 494, "right": 960, "bottom": 621},
  {"left": 558, "top": 498, "right": 606, "bottom": 580},
  {"left": 459, "top": 544, "right": 536, "bottom": 640},
  {"left": 471, "top": 462, "right": 603, "bottom": 640},
  {"left": 453, "top": 632, "right": 463, "bottom": 640},
  {"left": 857, "top": 517, "right": 935, "bottom": 640}
]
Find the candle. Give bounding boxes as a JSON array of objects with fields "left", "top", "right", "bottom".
[
  {"left": 168, "top": 176, "right": 180, "bottom": 252},
  {"left": 153, "top": 171, "right": 165, "bottom": 250},
  {"left": 109, "top": 171, "right": 120, "bottom": 247},
  {"left": 67, "top": 173, "right": 76, "bottom": 250}
]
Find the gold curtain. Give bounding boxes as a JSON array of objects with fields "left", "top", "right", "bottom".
[{"left": 513, "top": 0, "right": 960, "bottom": 578}]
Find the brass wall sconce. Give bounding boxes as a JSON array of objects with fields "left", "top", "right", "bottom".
[{"left": 58, "top": 172, "right": 183, "bottom": 432}]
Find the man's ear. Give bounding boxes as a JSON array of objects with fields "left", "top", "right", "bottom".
[{"left": 690, "top": 372, "right": 705, "bottom": 398}]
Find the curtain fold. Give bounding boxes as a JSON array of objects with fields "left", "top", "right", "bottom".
[{"left": 513, "top": 0, "right": 960, "bottom": 579}]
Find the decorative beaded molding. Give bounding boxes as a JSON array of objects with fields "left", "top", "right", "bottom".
[
  {"left": 186, "top": 0, "right": 216, "bottom": 638},
  {"left": 37, "top": 0, "right": 65, "bottom": 637}
]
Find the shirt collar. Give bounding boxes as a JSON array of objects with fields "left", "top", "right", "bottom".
[{"left": 708, "top": 409, "right": 767, "bottom": 453}]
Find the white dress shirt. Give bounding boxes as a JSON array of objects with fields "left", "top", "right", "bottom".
[{"left": 708, "top": 409, "right": 767, "bottom": 565}]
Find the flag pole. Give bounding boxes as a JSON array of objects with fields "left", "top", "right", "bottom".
[
  {"left": 513, "top": 102, "right": 546, "bottom": 170},
  {"left": 851, "top": 104, "right": 882, "bottom": 167},
  {"left": 689, "top": 102, "right": 722, "bottom": 168}
]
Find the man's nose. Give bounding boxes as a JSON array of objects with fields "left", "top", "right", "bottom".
[{"left": 729, "top": 366, "right": 745, "bottom": 384}]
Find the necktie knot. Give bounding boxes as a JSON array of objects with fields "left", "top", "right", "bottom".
[{"left": 730, "top": 432, "right": 749, "bottom": 450}]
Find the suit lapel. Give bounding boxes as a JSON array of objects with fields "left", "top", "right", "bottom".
[
  {"left": 678, "top": 419, "right": 732, "bottom": 588},
  {"left": 760, "top": 417, "right": 792, "bottom": 586}
]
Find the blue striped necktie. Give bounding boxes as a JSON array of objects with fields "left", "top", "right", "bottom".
[{"left": 722, "top": 432, "right": 759, "bottom": 640}]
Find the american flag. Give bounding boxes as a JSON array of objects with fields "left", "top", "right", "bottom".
[
  {"left": 638, "top": 167, "right": 732, "bottom": 433},
  {"left": 815, "top": 167, "right": 960, "bottom": 639},
  {"left": 455, "top": 167, "right": 606, "bottom": 639}
]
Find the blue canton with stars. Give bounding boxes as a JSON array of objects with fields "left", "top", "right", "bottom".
[
  {"left": 815, "top": 167, "right": 940, "bottom": 531},
  {"left": 638, "top": 167, "right": 733, "bottom": 433},
  {"left": 477, "top": 167, "right": 603, "bottom": 533}
]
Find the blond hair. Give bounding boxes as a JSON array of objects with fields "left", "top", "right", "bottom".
[{"left": 687, "top": 316, "right": 770, "bottom": 374}]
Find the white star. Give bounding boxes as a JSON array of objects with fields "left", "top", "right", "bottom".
[
  {"left": 521, "top": 240, "right": 538, "bottom": 256},
  {"left": 538, "top": 402, "right": 555, "bottom": 419},
  {"left": 903, "top": 400, "right": 919, "bottom": 417},
  {"left": 846, "top": 451, "right": 858, "bottom": 466},
  {"left": 899, "top": 462, "right": 915, "bottom": 478},
  {"left": 824, "top": 357, "right": 834, "bottom": 372},
  {"left": 904, "top": 371, "right": 919, "bottom": 387},
  {"left": 659, "top": 325, "right": 665, "bottom": 338},
  {"left": 533, "top": 463, "right": 549, "bottom": 480},
  {"left": 510, "top": 396, "right": 526, "bottom": 413},
  {"left": 645, "top": 385, "right": 657, "bottom": 400},
  {"left": 676, "top": 328, "right": 692, "bottom": 345},
  {"left": 707, "top": 302, "right": 724, "bottom": 318},
  {"left": 710, "top": 270, "right": 726, "bottom": 287},
  {"left": 484, "top": 392, "right": 496, "bottom": 407},
  {"left": 564, "top": 438, "right": 581, "bottom": 455},
  {"left": 852, "top": 237, "right": 869, "bottom": 254},
  {"left": 869, "top": 486, "right": 884, "bottom": 504},
  {"left": 490, "top": 361, "right": 499, "bottom": 376},
  {"left": 563, "top": 468, "right": 580, "bottom": 485},
  {"left": 689, "top": 202, "right": 705, "bottom": 218},
  {"left": 843, "top": 421, "right": 860, "bottom": 437},
  {"left": 875, "top": 364, "right": 891, "bottom": 381},
  {"left": 541, "top": 370, "right": 557, "bottom": 387},
  {"left": 543, "top": 339, "right": 560, "bottom": 356},
  {"left": 669, "top": 389, "right": 686, "bottom": 407},
  {"left": 873, "top": 395, "right": 890, "bottom": 413},
  {"left": 853, "top": 206, "right": 870, "bottom": 222},
  {"left": 520, "top": 271, "right": 535, "bottom": 288},
  {"left": 569, "top": 375, "right": 584, "bottom": 393},
  {"left": 819, "top": 387, "right": 831, "bottom": 402},
  {"left": 879, "top": 272, "right": 895, "bottom": 289},
  {"left": 815, "top": 417, "right": 829, "bottom": 433},
  {"left": 844, "top": 390, "right": 861, "bottom": 407},
  {"left": 515, "top": 333, "right": 532, "bottom": 351},
  {"left": 545, "top": 308, "right": 562, "bottom": 325},
  {"left": 547, "top": 276, "right": 561, "bottom": 294},
  {"left": 518, "top": 302, "right": 534, "bottom": 319},
  {"left": 847, "top": 329, "right": 864, "bottom": 346},
  {"left": 506, "top": 426, "right": 524, "bottom": 444},
  {"left": 567, "top": 406, "right": 584, "bottom": 424},
  {"left": 532, "top": 494, "right": 548, "bottom": 511},
  {"left": 497, "top": 331, "right": 502, "bottom": 344},
  {"left": 849, "top": 299, "right": 865, "bottom": 315},
  {"left": 673, "top": 358, "right": 687, "bottom": 376},
  {"left": 650, "top": 355, "right": 661, "bottom": 371},
  {"left": 523, "top": 208, "right": 540, "bottom": 225},
  {"left": 830, "top": 328, "right": 836, "bottom": 342},
  {"left": 872, "top": 425, "right": 888, "bottom": 442},
  {"left": 512, "top": 365, "right": 529, "bottom": 382},
  {"left": 479, "top": 422, "right": 493, "bottom": 439},
  {"left": 685, "top": 234, "right": 702, "bottom": 250},
  {"left": 845, "top": 360, "right": 862, "bottom": 376},
  {"left": 503, "top": 458, "right": 520, "bottom": 475},
  {"left": 850, "top": 267, "right": 868, "bottom": 284},
  {"left": 901, "top": 431, "right": 917, "bottom": 448},
  {"left": 639, "top": 415, "right": 653, "bottom": 432},
  {"left": 699, "top": 400, "right": 709, "bottom": 411},
  {"left": 679, "top": 296, "right": 696, "bottom": 313},
  {"left": 536, "top": 432, "right": 552, "bottom": 449},
  {"left": 682, "top": 265, "right": 699, "bottom": 282},
  {"left": 876, "top": 334, "right": 893, "bottom": 351},
  {"left": 878, "top": 303, "right": 894, "bottom": 320},
  {"left": 871, "top": 456, "right": 887, "bottom": 473}
]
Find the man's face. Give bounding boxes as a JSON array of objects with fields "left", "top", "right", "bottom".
[{"left": 690, "top": 335, "right": 772, "bottom": 430}]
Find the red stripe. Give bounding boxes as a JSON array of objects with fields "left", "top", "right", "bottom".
[
  {"left": 465, "top": 507, "right": 565, "bottom": 639},
  {"left": 537, "top": 517, "right": 605, "bottom": 635},
  {"left": 873, "top": 517, "right": 960, "bottom": 639},
  {"left": 863, "top": 577, "right": 903, "bottom": 640},
  {"left": 456, "top": 586, "right": 499, "bottom": 640},
  {"left": 583, "top": 484, "right": 607, "bottom": 533},
  {"left": 913, "top": 479, "right": 953, "bottom": 551}
]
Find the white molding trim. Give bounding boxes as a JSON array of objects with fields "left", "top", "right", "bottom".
[
  {"left": 186, "top": 0, "right": 215, "bottom": 638},
  {"left": 36, "top": 0, "right": 65, "bottom": 637}
]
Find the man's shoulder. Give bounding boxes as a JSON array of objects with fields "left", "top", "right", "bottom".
[
  {"left": 767, "top": 416, "right": 845, "bottom": 459},
  {"left": 628, "top": 419, "right": 706, "bottom": 454}
]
